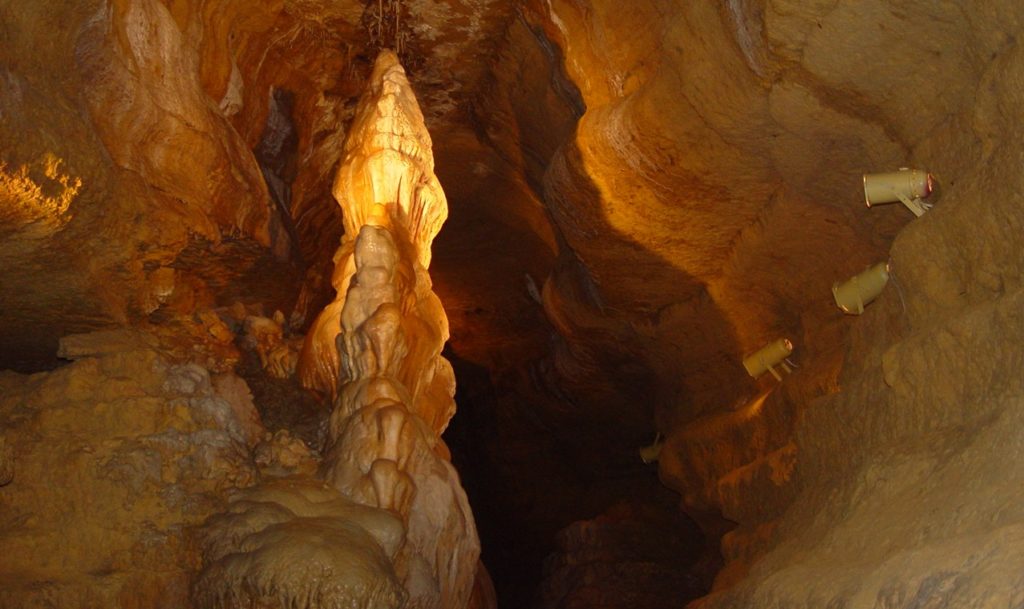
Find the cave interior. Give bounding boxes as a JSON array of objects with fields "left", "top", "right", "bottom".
[{"left": 2, "top": 1, "right": 1024, "bottom": 608}]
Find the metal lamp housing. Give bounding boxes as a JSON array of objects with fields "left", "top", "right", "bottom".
[
  {"left": 863, "top": 168, "right": 934, "bottom": 216},
  {"left": 639, "top": 435, "right": 664, "bottom": 464},
  {"left": 833, "top": 261, "right": 891, "bottom": 315},
  {"left": 742, "top": 338, "right": 794, "bottom": 381}
]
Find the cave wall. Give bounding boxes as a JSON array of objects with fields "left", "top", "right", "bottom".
[
  {"left": 510, "top": 0, "right": 905, "bottom": 423},
  {"left": 0, "top": 330, "right": 264, "bottom": 607},
  {"left": 0, "top": 0, "right": 370, "bottom": 369},
  {"left": 689, "top": 4, "right": 1024, "bottom": 604},
  {"left": 3, "top": 0, "right": 1024, "bottom": 607},
  {"left": 468, "top": 0, "right": 1024, "bottom": 605}
]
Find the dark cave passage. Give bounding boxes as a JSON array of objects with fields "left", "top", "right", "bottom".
[{"left": 442, "top": 346, "right": 719, "bottom": 608}]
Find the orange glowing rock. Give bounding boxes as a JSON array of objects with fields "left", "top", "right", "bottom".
[
  {"left": 297, "top": 49, "right": 478, "bottom": 609},
  {"left": 332, "top": 50, "right": 448, "bottom": 269},
  {"left": 298, "top": 50, "right": 450, "bottom": 403}
]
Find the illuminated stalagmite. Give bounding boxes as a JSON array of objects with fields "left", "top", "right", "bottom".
[
  {"left": 197, "top": 50, "right": 477, "bottom": 609},
  {"left": 310, "top": 49, "right": 477, "bottom": 608},
  {"left": 298, "top": 47, "right": 450, "bottom": 405}
]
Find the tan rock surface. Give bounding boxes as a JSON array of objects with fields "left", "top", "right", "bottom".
[
  {"left": 197, "top": 48, "right": 479, "bottom": 609},
  {"left": 3, "top": 0, "right": 1024, "bottom": 608},
  {"left": 0, "top": 331, "right": 261, "bottom": 609},
  {"left": 195, "top": 479, "right": 408, "bottom": 609},
  {"left": 303, "top": 50, "right": 480, "bottom": 609}
]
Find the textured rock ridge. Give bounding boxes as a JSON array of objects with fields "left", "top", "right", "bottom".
[{"left": 0, "top": 0, "right": 337, "bottom": 369}]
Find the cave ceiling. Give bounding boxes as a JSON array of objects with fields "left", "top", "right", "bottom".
[{"left": 0, "top": 0, "right": 988, "bottom": 440}]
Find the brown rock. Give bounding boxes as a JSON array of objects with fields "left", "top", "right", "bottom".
[{"left": 0, "top": 335, "right": 257, "bottom": 608}]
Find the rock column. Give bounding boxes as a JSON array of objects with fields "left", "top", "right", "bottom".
[{"left": 299, "top": 49, "right": 478, "bottom": 609}]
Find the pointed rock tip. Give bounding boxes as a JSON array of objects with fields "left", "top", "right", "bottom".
[{"left": 371, "top": 49, "right": 406, "bottom": 79}]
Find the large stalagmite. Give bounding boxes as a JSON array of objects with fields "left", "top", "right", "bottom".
[
  {"left": 308, "top": 49, "right": 478, "bottom": 608},
  {"left": 298, "top": 50, "right": 450, "bottom": 407}
]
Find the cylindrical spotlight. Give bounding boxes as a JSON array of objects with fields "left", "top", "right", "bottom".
[
  {"left": 833, "top": 261, "right": 890, "bottom": 315},
  {"left": 863, "top": 168, "right": 934, "bottom": 216},
  {"left": 742, "top": 338, "right": 794, "bottom": 381},
  {"left": 638, "top": 434, "right": 664, "bottom": 464}
]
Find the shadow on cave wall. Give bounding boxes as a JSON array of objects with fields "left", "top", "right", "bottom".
[
  {"left": 433, "top": 127, "right": 748, "bottom": 607},
  {"left": 421, "top": 12, "right": 755, "bottom": 604}
]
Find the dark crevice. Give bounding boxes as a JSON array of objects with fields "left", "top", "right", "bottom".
[
  {"left": 235, "top": 344, "right": 328, "bottom": 451},
  {"left": 255, "top": 87, "right": 305, "bottom": 267},
  {"left": 517, "top": 11, "right": 586, "bottom": 119},
  {"left": 443, "top": 344, "right": 718, "bottom": 609}
]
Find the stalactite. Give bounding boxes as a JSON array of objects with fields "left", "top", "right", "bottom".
[{"left": 364, "top": 0, "right": 412, "bottom": 66}]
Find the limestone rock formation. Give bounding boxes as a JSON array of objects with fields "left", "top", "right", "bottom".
[
  {"left": 0, "top": 330, "right": 262, "bottom": 609},
  {"left": 242, "top": 313, "right": 300, "bottom": 380},
  {"left": 195, "top": 479, "right": 408, "bottom": 609},
  {"left": 678, "top": 13, "right": 1024, "bottom": 596},
  {"left": 3, "top": 1, "right": 1024, "bottom": 608},
  {"left": 197, "top": 49, "right": 479, "bottom": 609},
  {"left": 303, "top": 50, "right": 479, "bottom": 609},
  {"left": 298, "top": 50, "right": 451, "bottom": 404}
]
